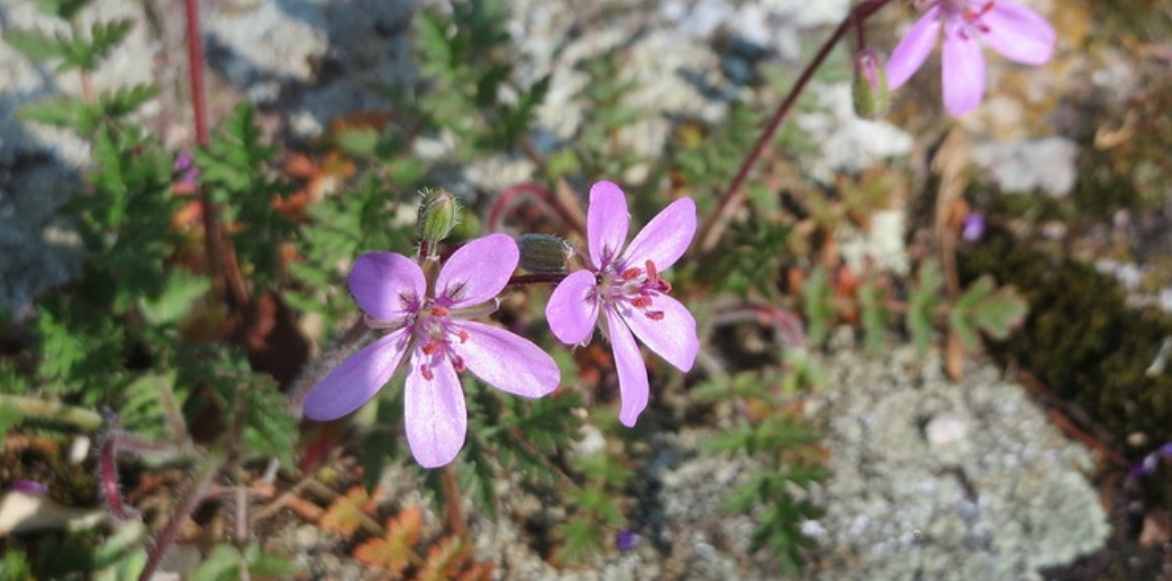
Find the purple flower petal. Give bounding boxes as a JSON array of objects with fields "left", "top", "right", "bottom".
[
  {"left": 941, "top": 28, "right": 986, "bottom": 116},
  {"left": 10, "top": 480, "right": 48, "bottom": 496},
  {"left": 348, "top": 252, "right": 425, "bottom": 322},
  {"left": 587, "top": 181, "right": 630, "bottom": 270},
  {"left": 980, "top": 0, "right": 1055, "bottom": 65},
  {"left": 605, "top": 308, "right": 649, "bottom": 427},
  {"left": 452, "top": 321, "right": 560, "bottom": 398},
  {"left": 303, "top": 329, "right": 411, "bottom": 421},
  {"left": 620, "top": 197, "right": 697, "bottom": 273},
  {"left": 546, "top": 270, "right": 600, "bottom": 345},
  {"left": 621, "top": 293, "right": 698, "bottom": 373},
  {"left": 404, "top": 352, "right": 467, "bottom": 468},
  {"left": 436, "top": 234, "right": 519, "bottom": 309},
  {"left": 886, "top": 7, "right": 942, "bottom": 89}
]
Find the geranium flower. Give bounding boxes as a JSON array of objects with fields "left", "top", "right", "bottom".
[
  {"left": 886, "top": 0, "right": 1056, "bottom": 116},
  {"left": 303, "top": 234, "right": 561, "bottom": 468},
  {"left": 546, "top": 181, "right": 699, "bottom": 426}
]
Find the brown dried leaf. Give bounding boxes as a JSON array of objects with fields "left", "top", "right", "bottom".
[
  {"left": 319, "top": 486, "right": 375, "bottom": 539},
  {"left": 416, "top": 536, "right": 468, "bottom": 581},
  {"left": 354, "top": 506, "right": 424, "bottom": 576}
]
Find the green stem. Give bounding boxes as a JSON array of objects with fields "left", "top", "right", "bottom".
[{"left": 0, "top": 394, "right": 103, "bottom": 431}]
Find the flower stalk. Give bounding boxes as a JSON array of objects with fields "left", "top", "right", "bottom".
[{"left": 697, "top": 0, "right": 897, "bottom": 253}]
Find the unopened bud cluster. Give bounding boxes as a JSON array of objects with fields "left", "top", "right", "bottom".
[
  {"left": 416, "top": 189, "right": 460, "bottom": 244},
  {"left": 518, "top": 234, "right": 573, "bottom": 273}
]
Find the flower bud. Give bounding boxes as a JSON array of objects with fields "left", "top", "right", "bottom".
[
  {"left": 517, "top": 234, "right": 573, "bottom": 274},
  {"left": 852, "top": 49, "right": 890, "bottom": 120},
  {"left": 416, "top": 189, "right": 460, "bottom": 244}
]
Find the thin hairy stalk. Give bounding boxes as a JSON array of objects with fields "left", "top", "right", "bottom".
[
  {"left": 440, "top": 465, "right": 466, "bottom": 537},
  {"left": 183, "top": 0, "right": 249, "bottom": 307},
  {"left": 0, "top": 394, "right": 103, "bottom": 431},
  {"left": 138, "top": 453, "right": 225, "bottom": 581},
  {"left": 697, "top": 0, "right": 897, "bottom": 252}
]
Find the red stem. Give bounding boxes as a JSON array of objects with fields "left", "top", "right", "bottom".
[
  {"left": 184, "top": 0, "right": 249, "bottom": 307},
  {"left": 487, "top": 182, "right": 586, "bottom": 237},
  {"left": 696, "top": 0, "right": 896, "bottom": 253}
]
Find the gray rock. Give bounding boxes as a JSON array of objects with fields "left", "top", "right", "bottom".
[{"left": 801, "top": 343, "right": 1110, "bottom": 581}]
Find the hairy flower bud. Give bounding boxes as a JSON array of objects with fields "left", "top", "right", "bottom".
[
  {"left": 517, "top": 234, "right": 573, "bottom": 274},
  {"left": 416, "top": 189, "right": 460, "bottom": 244},
  {"left": 852, "top": 49, "right": 890, "bottom": 120}
]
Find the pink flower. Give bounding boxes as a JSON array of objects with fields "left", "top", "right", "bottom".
[
  {"left": 887, "top": 0, "right": 1056, "bottom": 116},
  {"left": 303, "top": 234, "right": 561, "bottom": 468},
  {"left": 546, "top": 182, "right": 699, "bottom": 427}
]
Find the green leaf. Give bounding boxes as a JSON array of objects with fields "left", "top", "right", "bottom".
[
  {"left": 241, "top": 544, "right": 296, "bottom": 578},
  {"left": 554, "top": 516, "right": 605, "bottom": 565},
  {"left": 191, "top": 545, "right": 243, "bottom": 581},
  {"left": 4, "top": 27, "right": 70, "bottom": 62},
  {"left": 99, "top": 84, "right": 159, "bottom": 119},
  {"left": 970, "top": 284, "right": 1028, "bottom": 340},
  {"left": 36, "top": 0, "right": 91, "bottom": 19},
  {"left": 239, "top": 376, "right": 298, "bottom": 464},
  {"left": 0, "top": 548, "right": 34, "bottom": 581},
  {"left": 119, "top": 371, "right": 184, "bottom": 439},
  {"left": 82, "top": 19, "right": 132, "bottom": 70},
  {"left": 335, "top": 126, "right": 380, "bottom": 157},
  {"left": 859, "top": 281, "right": 887, "bottom": 355},
  {"left": 802, "top": 267, "right": 832, "bottom": 347},
  {"left": 139, "top": 270, "right": 211, "bottom": 326},
  {"left": 19, "top": 95, "right": 97, "bottom": 133},
  {"left": 907, "top": 259, "right": 943, "bottom": 354}
]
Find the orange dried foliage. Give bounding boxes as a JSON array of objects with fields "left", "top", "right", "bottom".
[
  {"left": 353, "top": 506, "right": 424, "bottom": 576},
  {"left": 319, "top": 486, "right": 376, "bottom": 538}
]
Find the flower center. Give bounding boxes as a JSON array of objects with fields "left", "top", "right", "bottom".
[
  {"left": 596, "top": 259, "right": 672, "bottom": 322},
  {"left": 940, "top": 0, "right": 994, "bottom": 39},
  {"left": 410, "top": 301, "right": 469, "bottom": 380}
]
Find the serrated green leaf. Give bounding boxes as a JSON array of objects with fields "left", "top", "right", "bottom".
[
  {"left": 239, "top": 376, "right": 297, "bottom": 464},
  {"left": 3, "top": 27, "right": 69, "bottom": 62},
  {"left": 18, "top": 95, "right": 98, "bottom": 133}
]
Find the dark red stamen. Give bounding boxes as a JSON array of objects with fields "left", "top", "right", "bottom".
[
  {"left": 631, "top": 296, "right": 652, "bottom": 308},
  {"left": 430, "top": 306, "right": 450, "bottom": 317},
  {"left": 621, "top": 267, "right": 642, "bottom": 280},
  {"left": 645, "top": 310, "right": 665, "bottom": 321},
  {"left": 421, "top": 340, "right": 442, "bottom": 355},
  {"left": 456, "top": 329, "right": 470, "bottom": 343},
  {"left": 420, "top": 364, "right": 434, "bottom": 380},
  {"left": 451, "top": 355, "right": 466, "bottom": 373},
  {"left": 644, "top": 260, "right": 658, "bottom": 282}
]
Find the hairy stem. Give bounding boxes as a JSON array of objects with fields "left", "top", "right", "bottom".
[
  {"left": 696, "top": 0, "right": 897, "bottom": 252},
  {"left": 138, "top": 452, "right": 225, "bottom": 581},
  {"left": 440, "top": 465, "right": 466, "bottom": 537},
  {"left": 0, "top": 394, "right": 103, "bottom": 431},
  {"left": 183, "top": 0, "right": 250, "bottom": 308}
]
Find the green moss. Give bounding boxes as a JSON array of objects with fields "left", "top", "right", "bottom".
[{"left": 959, "top": 228, "right": 1172, "bottom": 456}]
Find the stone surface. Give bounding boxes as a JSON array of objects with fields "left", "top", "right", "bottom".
[{"left": 800, "top": 342, "right": 1110, "bottom": 581}]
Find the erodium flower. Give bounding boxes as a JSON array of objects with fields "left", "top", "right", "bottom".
[
  {"left": 546, "top": 181, "right": 699, "bottom": 427},
  {"left": 887, "top": 0, "right": 1056, "bottom": 116},
  {"left": 303, "top": 234, "right": 561, "bottom": 468}
]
